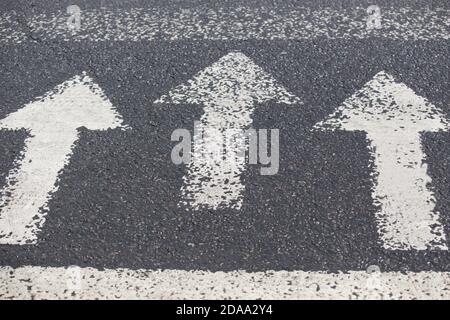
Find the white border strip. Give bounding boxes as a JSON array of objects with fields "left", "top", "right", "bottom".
[
  {"left": 1, "top": 7, "right": 449, "bottom": 43},
  {"left": 1, "top": 266, "right": 449, "bottom": 299}
]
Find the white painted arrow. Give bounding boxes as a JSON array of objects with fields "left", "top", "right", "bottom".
[
  {"left": 156, "top": 52, "right": 300, "bottom": 210},
  {"left": 315, "top": 71, "right": 448, "bottom": 250},
  {"left": 0, "top": 74, "right": 124, "bottom": 244}
]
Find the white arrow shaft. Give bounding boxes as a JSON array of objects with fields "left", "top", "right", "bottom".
[
  {"left": 180, "top": 100, "right": 253, "bottom": 210},
  {"left": 367, "top": 130, "right": 447, "bottom": 250},
  {"left": 0, "top": 129, "right": 78, "bottom": 244}
]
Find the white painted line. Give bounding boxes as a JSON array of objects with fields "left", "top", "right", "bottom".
[
  {"left": 156, "top": 52, "right": 299, "bottom": 210},
  {"left": 0, "top": 265, "right": 449, "bottom": 299},
  {"left": 0, "top": 74, "right": 124, "bottom": 245},
  {"left": 1, "top": 7, "right": 449, "bottom": 43},
  {"left": 315, "top": 71, "right": 448, "bottom": 250}
]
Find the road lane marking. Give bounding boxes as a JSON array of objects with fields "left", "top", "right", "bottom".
[
  {"left": 0, "top": 265, "right": 448, "bottom": 299},
  {"left": 1, "top": 7, "right": 449, "bottom": 43},
  {"left": 315, "top": 71, "right": 448, "bottom": 250},
  {"left": 156, "top": 52, "right": 300, "bottom": 210},
  {"left": 0, "top": 74, "right": 124, "bottom": 244}
]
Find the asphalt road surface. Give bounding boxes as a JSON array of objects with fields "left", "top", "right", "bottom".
[{"left": 0, "top": 0, "right": 449, "bottom": 299}]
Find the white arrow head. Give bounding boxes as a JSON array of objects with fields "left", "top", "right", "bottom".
[
  {"left": 314, "top": 71, "right": 449, "bottom": 250},
  {"left": 0, "top": 73, "right": 124, "bottom": 132},
  {"left": 0, "top": 73, "right": 125, "bottom": 244},
  {"left": 155, "top": 51, "right": 301, "bottom": 106},
  {"left": 155, "top": 52, "right": 300, "bottom": 211},
  {"left": 316, "top": 71, "right": 448, "bottom": 132}
]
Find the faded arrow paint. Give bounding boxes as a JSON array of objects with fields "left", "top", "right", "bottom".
[
  {"left": 315, "top": 71, "right": 448, "bottom": 250},
  {"left": 0, "top": 74, "right": 124, "bottom": 244},
  {"left": 156, "top": 52, "right": 300, "bottom": 210}
]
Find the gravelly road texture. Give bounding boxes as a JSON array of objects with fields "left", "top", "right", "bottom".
[{"left": 0, "top": 0, "right": 449, "bottom": 299}]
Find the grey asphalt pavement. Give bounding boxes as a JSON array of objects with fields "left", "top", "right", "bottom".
[{"left": 0, "top": 0, "right": 449, "bottom": 299}]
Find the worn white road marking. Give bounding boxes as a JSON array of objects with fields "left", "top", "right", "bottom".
[
  {"left": 156, "top": 52, "right": 299, "bottom": 210},
  {"left": 0, "top": 265, "right": 449, "bottom": 299},
  {"left": 0, "top": 74, "right": 124, "bottom": 244},
  {"left": 315, "top": 71, "right": 448, "bottom": 250},
  {"left": 0, "top": 7, "right": 449, "bottom": 43}
]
